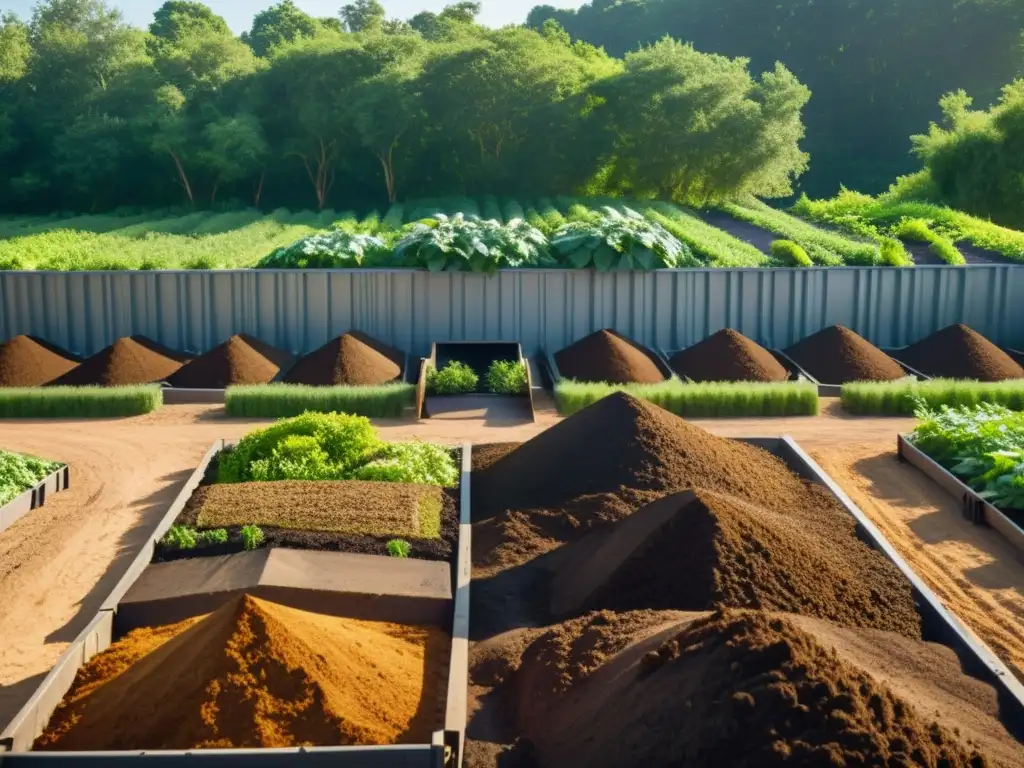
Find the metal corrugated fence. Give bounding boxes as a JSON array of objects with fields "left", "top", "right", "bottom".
[{"left": 2, "top": 266, "right": 1022, "bottom": 357}]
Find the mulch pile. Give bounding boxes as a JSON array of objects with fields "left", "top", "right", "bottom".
[
  {"left": 0, "top": 335, "right": 79, "bottom": 387},
  {"left": 898, "top": 324, "right": 1024, "bottom": 381},
  {"left": 50, "top": 336, "right": 186, "bottom": 386},
  {"left": 554, "top": 329, "right": 665, "bottom": 384},
  {"left": 36, "top": 594, "right": 448, "bottom": 750},
  {"left": 285, "top": 331, "right": 403, "bottom": 386},
  {"left": 785, "top": 325, "right": 905, "bottom": 384},
  {"left": 167, "top": 334, "right": 290, "bottom": 388},
  {"left": 668, "top": 328, "right": 788, "bottom": 382},
  {"left": 514, "top": 610, "right": 992, "bottom": 767}
]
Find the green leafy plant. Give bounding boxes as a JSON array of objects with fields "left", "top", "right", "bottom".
[
  {"left": 387, "top": 538, "right": 412, "bottom": 558},
  {"left": 550, "top": 207, "right": 694, "bottom": 271},
  {"left": 770, "top": 239, "right": 812, "bottom": 267},
  {"left": 353, "top": 442, "right": 460, "bottom": 487},
  {"left": 0, "top": 450, "right": 62, "bottom": 507},
  {"left": 393, "top": 213, "right": 551, "bottom": 274},
  {"left": 241, "top": 524, "right": 265, "bottom": 551},
  {"left": 487, "top": 360, "right": 529, "bottom": 395},
  {"left": 197, "top": 528, "right": 229, "bottom": 546},
  {"left": 257, "top": 231, "right": 387, "bottom": 269},
  {"left": 160, "top": 524, "right": 198, "bottom": 551},
  {"left": 427, "top": 361, "right": 479, "bottom": 395}
]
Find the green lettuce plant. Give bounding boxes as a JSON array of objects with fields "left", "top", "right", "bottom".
[
  {"left": 394, "top": 213, "right": 551, "bottom": 274},
  {"left": 549, "top": 207, "right": 695, "bottom": 271},
  {"left": 257, "top": 231, "right": 387, "bottom": 269}
]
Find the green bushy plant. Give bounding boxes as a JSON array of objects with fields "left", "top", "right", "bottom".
[
  {"left": 0, "top": 449, "right": 62, "bottom": 506},
  {"left": 393, "top": 213, "right": 551, "bottom": 274},
  {"left": 387, "top": 539, "right": 412, "bottom": 558},
  {"left": 550, "top": 207, "right": 695, "bottom": 271},
  {"left": 427, "top": 361, "right": 479, "bottom": 395},
  {"left": 353, "top": 442, "right": 460, "bottom": 487},
  {"left": 160, "top": 524, "right": 198, "bottom": 551},
  {"left": 257, "top": 231, "right": 387, "bottom": 269},
  {"left": 241, "top": 524, "right": 265, "bottom": 551},
  {"left": 487, "top": 360, "right": 529, "bottom": 395},
  {"left": 895, "top": 218, "right": 965, "bottom": 265},
  {"left": 770, "top": 239, "right": 812, "bottom": 267},
  {"left": 197, "top": 528, "right": 229, "bottom": 546}
]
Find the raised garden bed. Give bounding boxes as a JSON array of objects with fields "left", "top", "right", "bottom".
[
  {"left": 0, "top": 458, "right": 69, "bottom": 534},
  {"left": 417, "top": 342, "right": 534, "bottom": 424}
]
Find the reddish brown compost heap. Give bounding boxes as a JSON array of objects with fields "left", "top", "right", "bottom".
[
  {"left": 167, "top": 334, "right": 290, "bottom": 388},
  {"left": 0, "top": 335, "right": 78, "bottom": 386},
  {"left": 284, "top": 331, "right": 403, "bottom": 386},
  {"left": 514, "top": 610, "right": 994, "bottom": 768},
  {"left": 668, "top": 328, "right": 788, "bottom": 382},
  {"left": 784, "top": 325, "right": 905, "bottom": 384},
  {"left": 554, "top": 329, "right": 665, "bottom": 384},
  {"left": 899, "top": 324, "right": 1024, "bottom": 381},
  {"left": 36, "top": 595, "right": 447, "bottom": 750},
  {"left": 50, "top": 336, "right": 185, "bottom": 386}
]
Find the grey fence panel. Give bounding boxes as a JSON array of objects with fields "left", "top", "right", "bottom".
[{"left": 2, "top": 266, "right": 1022, "bottom": 358}]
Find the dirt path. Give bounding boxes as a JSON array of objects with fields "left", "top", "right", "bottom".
[{"left": 809, "top": 442, "right": 1024, "bottom": 679}]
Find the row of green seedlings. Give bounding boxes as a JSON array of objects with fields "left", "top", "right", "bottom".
[
  {"left": 841, "top": 379, "right": 1024, "bottom": 415},
  {"left": 426, "top": 360, "right": 529, "bottom": 396},
  {"left": 159, "top": 523, "right": 413, "bottom": 559},
  {"left": 0, "top": 386, "right": 163, "bottom": 418},
  {"left": 225, "top": 382, "right": 414, "bottom": 418}
]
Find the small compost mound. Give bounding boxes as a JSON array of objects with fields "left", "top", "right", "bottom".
[
  {"left": 899, "top": 324, "right": 1024, "bottom": 381},
  {"left": 668, "top": 328, "right": 788, "bottom": 382},
  {"left": 167, "top": 334, "right": 289, "bottom": 388},
  {"left": 785, "top": 325, "right": 905, "bottom": 384},
  {"left": 36, "top": 594, "right": 448, "bottom": 750},
  {"left": 0, "top": 335, "right": 78, "bottom": 387},
  {"left": 552, "top": 489, "right": 917, "bottom": 636},
  {"left": 285, "top": 331, "right": 403, "bottom": 386},
  {"left": 516, "top": 611, "right": 993, "bottom": 768},
  {"left": 554, "top": 329, "right": 665, "bottom": 384},
  {"left": 50, "top": 336, "right": 185, "bottom": 386}
]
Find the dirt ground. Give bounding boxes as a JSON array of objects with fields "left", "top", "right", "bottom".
[{"left": 1, "top": 394, "right": 1022, "bottom": 728}]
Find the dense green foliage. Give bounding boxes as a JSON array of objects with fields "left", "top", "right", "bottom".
[
  {"left": 910, "top": 403, "right": 1024, "bottom": 510},
  {"left": 0, "top": 1, "right": 809, "bottom": 215},
  {"left": 527, "top": 0, "right": 1024, "bottom": 198},
  {"left": 218, "top": 411, "right": 458, "bottom": 486},
  {"left": 0, "top": 449, "right": 61, "bottom": 506},
  {"left": 640, "top": 202, "right": 767, "bottom": 267},
  {"left": 769, "top": 240, "right": 811, "bottom": 268},
  {"left": 487, "top": 360, "right": 529, "bottom": 395},
  {"left": 0, "top": 385, "right": 163, "bottom": 417},
  {"left": 241, "top": 523, "right": 265, "bottom": 550},
  {"left": 224, "top": 382, "right": 414, "bottom": 418},
  {"left": 427, "top": 361, "right": 478, "bottom": 395},
  {"left": 842, "top": 380, "right": 1024, "bottom": 416},
  {"left": 257, "top": 230, "right": 386, "bottom": 268},
  {"left": 549, "top": 207, "right": 695, "bottom": 270},
  {"left": 159, "top": 524, "right": 229, "bottom": 551},
  {"left": 554, "top": 379, "right": 818, "bottom": 417},
  {"left": 394, "top": 214, "right": 550, "bottom": 273},
  {"left": 894, "top": 218, "right": 964, "bottom": 266}
]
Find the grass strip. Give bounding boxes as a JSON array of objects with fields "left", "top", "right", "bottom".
[
  {"left": 554, "top": 379, "right": 819, "bottom": 417},
  {"left": 0, "top": 385, "right": 162, "bottom": 417},
  {"left": 225, "top": 382, "right": 414, "bottom": 418},
  {"left": 841, "top": 379, "right": 1024, "bottom": 415}
]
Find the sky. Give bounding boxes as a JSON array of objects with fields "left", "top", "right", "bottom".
[{"left": 4, "top": 1, "right": 588, "bottom": 30}]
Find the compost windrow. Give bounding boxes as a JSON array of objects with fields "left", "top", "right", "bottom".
[
  {"left": 35, "top": 595, "right": 449, "bottom": 750},
  {"left": 554, "top": 329, "right": 665, "bottom": 384},
  {"left": 284, "top": 331, "right": 403, "bottom": 386},
  {"left": 898, "top": 324, "right": 1024, "bottom": 381},
  {"left": 50, "top": 336, "right": 186, "bottom": 386},
  {"left": 167, "top": 334, "right": 290, "bottom": 388},
  {"left": 0, "top": 335, "right": 79, "bottom": 387},
  {"left": 668, "top": 328, "right": 788, "bottom": 382},
  {"left": 784, "top": 324, "right": 905, "bottom": 384}
]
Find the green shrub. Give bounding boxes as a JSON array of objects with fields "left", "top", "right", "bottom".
[
  {"left": 0, "top": 386, "right": 162, "bottom": 418},
  {"left": 770, "top": 239, "right": 812, "bottom": 267},
  {"left": 550, "top": 207, "right": 696, "bottom": 271},
  {"left": 393, "top": 213, "right": 550, "bottom": 273},
  {"left": 387, "top": 539, "right": 412, "bottom": 558},
  {"left": 197, "top": 528, "right": 229, "bottom": 546},
  {"left": 487, "top": 360, "right": 529, "bottom": 395},
  {"left": 841, "top": 379, "right": 1024, "bottom": 415},
  {"left": 241, "top": 524, "right": 265, "bottom": 551},
  {"left": 352, "top": 442, "right": 460, "bottom": 487},
  {"left": 257, "top": 231, "right": 387, "bottom": 269},
  {"left": 225, "top": 383, "right": 414, "bottom": 418},
  {"left": 0, "top": 449, "right": 62, "bottom": 506},
  {"left": 160, "top": 524, "right": 198, "bottom": 551},
  {"left": 427, "top": 361, "right": 479, "bottom": 395}
]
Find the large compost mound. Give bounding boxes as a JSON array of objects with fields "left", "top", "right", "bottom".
[
  {"left": 0, "top": 335, "right": 78, "bottom": 387},
  {"left": 285, "top": 331, "right": 404, "bottom": 386},
  {"left": 785, "top": 324, "right": 905, "bottom": 384},
  {"left": 50, "top": 336, "right": 185, "bottom": 386},
  {"left": 551, "top": 488, "right": 917, "bottom": 636},
  {"left": 554, "top": 330, "right": 665, "bottom": 384},
  {"left": 899, "top": 324, "right": 1024, "bottom": 381},
  {"left": 167, "top": 334, "right": 290, "bottom": 388},
  {"left": 512, "top": 610, "right": 1001, "bottom": 768},
  {"left": 36, "top": 595, "right": 448, "bottom": 750},
  {"left": 668, "top": 328, "right": 788, "bottom": 382}
]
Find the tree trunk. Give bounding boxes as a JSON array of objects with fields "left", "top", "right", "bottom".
[
  {"left": 299, "top": 139, "right": 336, "bottom": 211},
  {"left": 253, "top": 169, "right": 265, "bottom": 208},
  {"left": 210, "top": 181, "right": 219, "bottom": 206},
  {"left": 377, "top": 145, "right": 397, "bottom": 204},
  {"left": 168, "top": 151, "right": 194, "bottom": 206}
]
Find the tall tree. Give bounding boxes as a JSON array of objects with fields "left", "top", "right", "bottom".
[
  {"left": 149, "top": 1, "right": 229, "bottom": 45},
  {"left": 243, "top": 0, "right": 328, "bottom": 57},
  {"left": 340, "top": 0, "right": 385, "bottom": 33}
]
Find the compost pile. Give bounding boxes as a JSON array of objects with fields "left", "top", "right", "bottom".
[
  {"left": 898, "top": 324, "right": 1024, "bottom": 381},
  {"left": 554, "top": 330, "right": 665, "bottom": 384},
  {"left": 167, "top": 334, "right": 290, "bottom": 388},
  {"left": 36, "top": 595, "right": 447, "bottom": 750},
  {"left": 50, "top": 336, "right": 186, "bottom": 386},
  {"left": 513, "top": 610, "right": 994, "bottom": 768},
  {"left": 0, "top": 335, "right": 78, "bottom": 387},
  {"left": 668, "top": 328, "right": 788, "bottom": 382},
  {"left": 285, "top": 331, "right": 403, "bottom": 386},
  {"left": 784, "top": 325, "right": 905, "bottom": 384}
]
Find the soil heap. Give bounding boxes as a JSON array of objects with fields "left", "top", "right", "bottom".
[
  {"left": 514, "top": 610, "right": 994, "bottom": 768},
  {"left": 554, "top": 330, "right": 665, "bottom": 384},
  {"left": 668, "top": 328, "right": 788, "bottom": 382},
  {"left": 0, "top": 335, "right": 78, "bottom": 386},
  {"left": 284, "top": 331, "right": 403, "bottom": 386},
  {"left": 167, "top": 334, "right": 290, "bottom": 388},
  {"left": 36, "top": 595, "right": 447, "bottom": 750},
  {"left": 50, "top": 336, "right": 185, "bottom": 386},
  {"left": 899, "top": 324, "right": 1024, "bottom": 381},
  {"left": 784, "top": 325, "right": 905, "bottom": 384}
]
